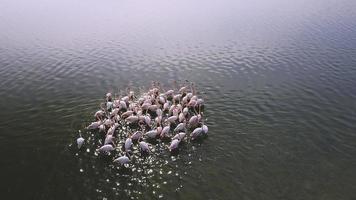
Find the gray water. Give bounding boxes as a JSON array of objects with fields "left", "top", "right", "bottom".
[{"left": 1, "top": 0, "right": 356, "bottom": 199}]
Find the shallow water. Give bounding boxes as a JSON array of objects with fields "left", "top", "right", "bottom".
[{"left": 1, "top": 0, "right": 356, "bottom": 199}]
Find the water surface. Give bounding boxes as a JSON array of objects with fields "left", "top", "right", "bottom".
[{"left": 0, "top": 0, "right": 356, "bottom": 199}]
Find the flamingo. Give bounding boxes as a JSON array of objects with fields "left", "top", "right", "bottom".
[
  {"left": 169, "top": 139, "right": 180, "bottom": 151},
  {"left": 86, "top": 121, "right": 102, "bottom": 130},
  {"left": 158, "top": 95, "right": 166, "bottom": 104},
  {"left": 119, "top": 100, "right": 127, "bottom": 111},
  {"left": 126, "top": 115, "right": 139, "bottom": 124},
  {"left": 121, "top": 96, "right": 129, "bottom": 103},
  {"left": 139, "top": 141, "right": 150, "bottom": 154},
  {"left": 148, "top": 104, "right": 158, "bottom": 112},
  {"left": 202, "top": 124, "right": 208, "bottom": 135},
  {"left": 163, "top": 102, "right": 171, "bottom": 111},
  {"left": 172, "top": 132, "right": 186, "bottom": 141},
  {"left": 106, "top": 101, "right": 113, "bottom": 111},
  {"left": 94, "top": 110, "right": 105, "bottom": 120},
  {"left": 165, "top": 90, "right": 174, "bottom": 97},
  {"left": 182, "top": 107, "right": 189, "bottom": 116},
  {"left": 174, "top": 122, "right": 186, "bottom": 133},
  {"left": 104, "top": 134, "right": 115, "bottom": 146},
  {"left": 121, "top": 110, "right": 134, "bottom": 119},
  {"left": 155, "top": 115, "right": 162, "bottom": 125},
  {"left": 98, "top": 124, "right": 106, "bottom": 133},
  {"left": 76, "top": 131, "right": 84, "bottom": 149},
  {"left": 107, "top": 124, "right": 118, "bottom": 135},
  {"left": 106, "top": 93, "right": 112, "bottom": 102},
  {"left": 190, "top": 127, "right": 203, "bottom": 140},
  {"left": 144, "top": 115, "right": 151, "bottom": 126},
  {"left": 129, "top": 91, "right": 135, "bottom": 100},
  {"left": 178, "top": 112, "right": 185, "bottom": 122},
  {"left": 156, "top": 108, "right": 163, "bottom": 117},
  {"left": 124, "top": 138, "right": 133, "bottom": 152},
  {"left": 146, "top": 129, "right": 158, "bottom": 139},
  {"left": 114, "top": 154, "right": 130, "bottom": 166},
  {"left": 98, "top": 144, "right": 115, "bottom": 153},
  {"left": 160, "top": 125, "right": 170, "bottom": 138},
  {"left": 131, "top": 131, "right": 142, "bottom": 141},
  {"left": 188, "top": 115, "right": 200, "bottom": 128},
  {"left": 179, "top": 86, "right": 187, "bottom": 94},
  {"left": 166, "top": 115, "right": 178, "bottom": 124}
]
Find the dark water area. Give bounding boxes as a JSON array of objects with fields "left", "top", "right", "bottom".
[{"left": 1, "top": 0, "right": 356, "bottom": 199}]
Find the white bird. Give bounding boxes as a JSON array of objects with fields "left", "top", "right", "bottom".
[
  {"left": 172, "top": 132, "right": 186, "bottom": 141},
  {"left": 114, "top": 155, "right": 130, "bottom": 166},
  {"left": 129, "top": 102, "right": 137, "bottom": 111},
  {"left": 179, "top": 86, "right": 187, "bottom": 94},
  {"left": 121, "top": 96, "right": 129, "bottom": 103},
  {"left": 169, "top": 105, "right": 176, "bottom": 115},
  {"left": 131, "top": 131, "right": 142, "bottom": 141},
  {"left": 106, "top": 102, "right": 113, "bottom": 110},
  {"left": 106, "top": 93, "right": 112, "bottom": 101},
  {"left": 178, "top": 112, "right": 185, "bottom": 122},
  {"left": 163, "top": 102, "right": 170, "bottom": 111},
  {"left": 158, "top": 96, "right": 166, "bottom": 104},
  {"left": 182, "top": 96, "right": 188, "bottom": 104},
  {"left": 190, "top": 127, "right": 203, "bottom": 140},
  {"left": 104, "top": 118, "right": 114, "bottom": 127},
  {"left": 169, "top": 139, "right": 180, "bottom": 151},
  {"left": 155, "top": 116, "right": 162, "bottom": 125},
  {"left": 187, "top": 99, "right": 197, "bottom": 107},
  {"left": 188, "top": 114, "right": 201, "bottom": 128},
  {"left": 126, "top": 115, "right": 139, "bottom": 123},
  {"left": 99, "top": 124, "right": 105, "bottom": 133},
  {"left": 156, "top": 108, "right": 163, "bottom": 116},
  {"left": 138, "top": 97, "right": 145, "bottom": 105},
  {"left": 202, "top": 124, "right": 208, "bottom": 135},
  {"left": 129, "top": 91, "right": 135, "bottom": 100},
  {"left": 197, "top": 98, "right": 204, "bottom": 106},
  {"left": 124, "top": 138, "right": 133, "bottom": 152},
  {"left": 139, "top": 141, "right": 150, "bottom": 153},
  {"left": 176, "top": 104, "right": 183, "bottom": 112},
  {"left": 86, "top": 121, "right": 102, "bottom": 130},
  {"left": 182, "top": 107, "right": 189, "bottom": 116},
  {"left": 121, "top": 110, "right": 134, "bottom": 119},
  {"left": 166, "top": 115, "right": 178, "bottom": 124},
  {"left": 115, "top": 115, "right": 121, "bottom": 122},
  {"left": 146, "top": 130, "right": 158, "bottom": 139},
  {"left": 174, "top": 122, "right": 186, "bottom": 132},
  {"left": 144, "top": 115, "right": 151, "bottom": 126},
  {"left": 113, "top": 100, "right": 121, "bottom": 108},
  {"left": 165, "top": 90, "right": 174, "bottom": 97},
  {"left": 173, "top": 94, "right": 182, "bottom": 102},
  {"left": 107, "top": 125, "right": 116, "bottom": 135},
  {"left": 98, "top": 144, "right": 115, "bottom": 153},
  {"left": 77, "top": 132, "right": 84, "bottom": 149},
  {"left": 141, "top": 103, "right": 149, "bottom": 111},
  {"left": 186, "top": 92, "right": 193, "bottom": 100},
  {"left": 119, "top": 101, "right": 127, "bottom": 110},
  {"left": 104, "top": 134, "right": 115, "bottom": 145},
  {"left": 94, "top": 110, "right": 105, "bottom": 120},
  {"left": 111, "top": 108, "right": 120, "bottom": 116},
  {"left": 160, "top": 125, "right": 170, "bottom": 138},
  {"left": 148, "top": 104, "right": 158, "bottom": 112}
]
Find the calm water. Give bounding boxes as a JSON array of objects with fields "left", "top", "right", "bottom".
[{"left": 1, "top": 0, "right": 356, "bottom": 199}]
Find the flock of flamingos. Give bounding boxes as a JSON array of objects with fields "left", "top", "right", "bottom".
[{"left": 76, "top": 82, "right": 208, "bottom": 167}]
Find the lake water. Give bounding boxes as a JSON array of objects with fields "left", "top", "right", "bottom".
[{"left": 0, "top": 0, "right": 356, "bottom": 199}]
